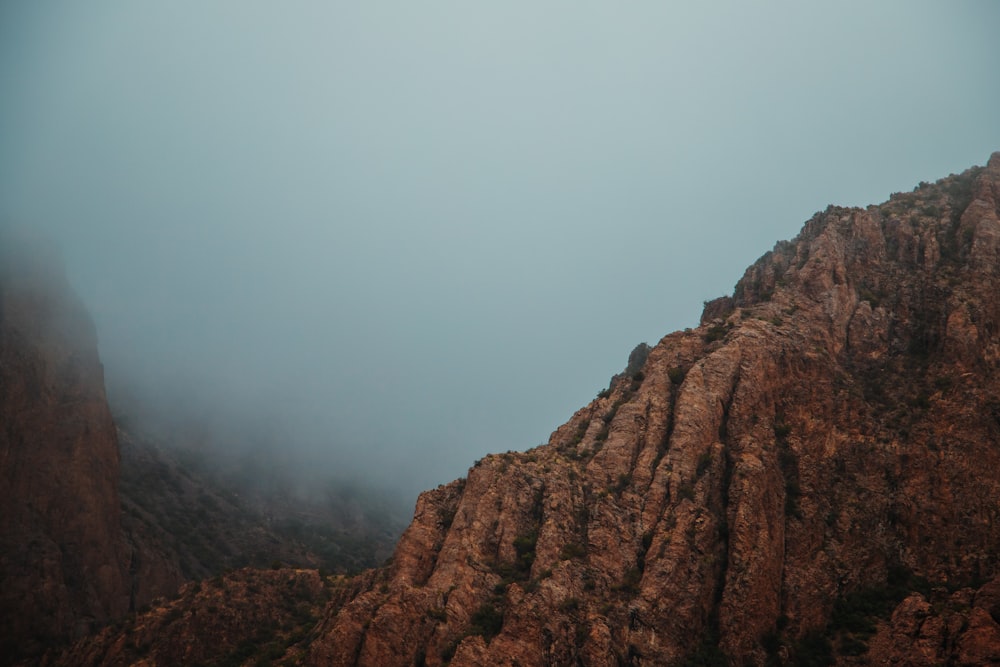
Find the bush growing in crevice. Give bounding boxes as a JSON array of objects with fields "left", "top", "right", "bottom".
[
  {"left": 467, "top": 598, "right": 504, "bottom": 642},
  {"left": 440, "top": 594, "right": 508, "bottom": 662},
  {"left": 559, "top": 542, "right": 587, "bottom": 561},
  {"left": 696, "top": 451, "right": 713, "bottom": 478},
  {"left": 624, "top": 343, "right": 651, "bottom": 378},
  {"left": 437, "top": 504, "right": 458, "bottom": 530},
  {"left": 703, "top": 323, "right": 731, "bottom": 343},
  {"left": 774, "top": 420, "right": 802, "bottom": 519},
  {"left": 615, "top": 567, "right": 642, "bottom": 596},
  {"left": 676, "top": 481, "right": 695, "bottom": 502},
  {"left": 610, "top": 473, "right": 631, "bottom": 496},
  {"left": 568, "top": 423, "right": 588, "bottom": 448}
]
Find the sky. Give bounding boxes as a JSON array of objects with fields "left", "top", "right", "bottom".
[{"left": 1, "top": 2, "right": 998, "bottom": 505}]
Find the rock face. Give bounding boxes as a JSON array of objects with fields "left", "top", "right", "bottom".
[
  {"left": 0, "top": 232, "right": 132, "bottom": 662},
  {"left": 302, "top": 153, "right": 1000, "bottom": 666}
]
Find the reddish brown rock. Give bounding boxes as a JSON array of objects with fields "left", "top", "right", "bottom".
[
  {"left": 303, "top": 153, "right": 1000, "bottom": 666},
  {"left": 0, "top": 232, "right": 132, "bottom": 662},
  {"left": 34, "top": 154, "right": 1000, "bottom": 666},
  {"left": 867, "top": 580, "right": 1000, "bottom": 666}
]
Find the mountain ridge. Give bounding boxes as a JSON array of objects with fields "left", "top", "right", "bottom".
[
  {"left": 34, "top": 152, "right": 1000, "bottom": 666},
  {"left": 300, "top": 152, "right": 1000, "bottom": 666}
]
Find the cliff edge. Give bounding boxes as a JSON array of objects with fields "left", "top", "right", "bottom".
[{"left": 0, "top": 231, "right": 132, "bottom": 662}]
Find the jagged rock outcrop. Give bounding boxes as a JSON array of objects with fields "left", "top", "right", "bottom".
[
  {"left": 31, "top": 154, "right": 1000, "bottom": 666},
  {"left": 0, "top": 232, "right": 133, "bottom": 662},
  {"left": 302, "top": 153, "right": 1000, "bottom": 666},
  {"left": 0, "top": 233, "right": 195, "bottom": 665}
]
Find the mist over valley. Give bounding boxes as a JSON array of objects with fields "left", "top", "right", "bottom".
[
  {"left": 2, "top": 3, "right": 996, "bottom": 511},
  {"left": 2, "top": 6, "right": 1000, "bottom": 663}
]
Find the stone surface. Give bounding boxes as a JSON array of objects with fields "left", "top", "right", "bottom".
[{"left": 0, "top": 232, "right": 132, "bottom": 662}]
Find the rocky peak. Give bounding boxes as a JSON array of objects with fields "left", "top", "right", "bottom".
[{"left": 302, "top": 154, "right": 1000, "bottom": 666}]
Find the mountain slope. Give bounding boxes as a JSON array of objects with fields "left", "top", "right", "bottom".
[
  {"left": 303, "top": 153, "right": 1000, "bottom": 666},
  {"left": 44, "top": 153, "right": 1000, "bottom": 667}
]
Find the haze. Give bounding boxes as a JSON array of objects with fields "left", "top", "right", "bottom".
[{"left": 1, "top": 2, "right": 998, "bottom": 505}]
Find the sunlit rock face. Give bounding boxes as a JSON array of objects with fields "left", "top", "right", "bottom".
[
  {"left": 0, "top": 231, "right": 131, "bottom": 661},
  {"left": 304, "top": 154, "right": 1000, "bottom": 666}
]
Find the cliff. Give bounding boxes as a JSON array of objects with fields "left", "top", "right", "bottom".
[
  {"left": 0, "top": 232, "right": 133, "bottom": 662},
  {"left": 303, "top": 153, "right": 1000, "bottom": 666}
]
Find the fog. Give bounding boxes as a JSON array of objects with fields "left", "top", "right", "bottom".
[{"left": 1, "top": 2, "right": 998, "bottom": 505}]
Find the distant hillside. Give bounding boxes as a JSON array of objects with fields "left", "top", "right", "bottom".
[
  {"left": 0, "top": 229, "right": 402, "bottom": 665},
  {"left": 305, "top": 152, "right": 1000, "bottom": 666},
  {"left": 118, "top": 422, "right": 403, "bottom": 581}
]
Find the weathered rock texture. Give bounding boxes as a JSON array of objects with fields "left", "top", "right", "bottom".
[
  {"left": 33, "top": 154, "right": 1000, "bottom": 666},
  {"left": 46, "top": 567, "right": 339, "bottom": 667},
  {"left": 0, "top": 231, "right": 401, "bottom": 665},
  {"left": 0, "top": 233, "right": 132, "bottom": 662},
  {"left": 302, "top": 153, "right": 1000, "bottom": 666}
]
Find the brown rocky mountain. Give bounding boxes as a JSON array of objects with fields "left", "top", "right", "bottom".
[
  {"left": 21, "top": 152, "right": 1000, "bottom": 666},
  {"left": 301, "top": 153, "right": 1000, "bottom": 666}
]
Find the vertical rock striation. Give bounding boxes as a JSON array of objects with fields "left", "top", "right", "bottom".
[{"left": 305, "top": 153, "right": 1000, "bottom": 665}]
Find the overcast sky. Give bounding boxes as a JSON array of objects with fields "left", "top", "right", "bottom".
[{"left": 1, "top": 2, "right": 998, "bottom": 503}]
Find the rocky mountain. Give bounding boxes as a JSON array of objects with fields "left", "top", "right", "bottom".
[
  {"left": 299, "top": 153, "right": 1000, "bottom": 666},
  {"left": 22, "top": 152, "right": 1000, "bottom": 666}
]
